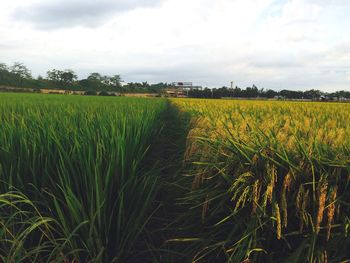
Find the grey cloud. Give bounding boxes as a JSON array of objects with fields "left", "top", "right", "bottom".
[
  {"left": 248, "top": 55, "right": 302, "bottom": 69},
  {"left": 13, "top": 0, "right": 163, "bottom": 29}
]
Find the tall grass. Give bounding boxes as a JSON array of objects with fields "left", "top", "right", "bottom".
[
  {"left": 173, "top": 99, "right": 350, "bottom": 262},
  {"left": 0, "top": 93, "right": 167, "bottom": 262}
]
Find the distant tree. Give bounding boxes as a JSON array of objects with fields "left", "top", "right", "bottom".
[
  {"left": 85, "top": 72, "right": 109, "bottom": 90},
  {"left": 124, "top": 81, "right": 153, "bottom": 92},
  {"left": 47, "top": 69, "right": 62, "bottom": 82},
  {"left": 0, "top": 63, "right": 8, "bottom": 72},
  {"left": 11, "top": 62, "right": 32, "bottom": 79},
  {"left": 279, "top": 90, "right": 304, "bottom": 99},
  {"left": 46, "top": 69, "right": 77, "bottom": 88},
  {"left": 87, "top": 73, "right": 102, "bottom": 81},
  {"left": 303, "top": 89, "right": 322, "bottom": 100},
  {"left": 141, "top": 81, "right": 150, "bottom": 88},
  {"left": 126, "top": 82, "right": 136, "bottom": 90},
  {"left": 233, "top": 86, "right": 242, "bottom": 97},
  {"left": 264, "top": 89, "right": 278, "bottom": 98},
  {"left": 331, "top": 90, "right": 350, "bottom": 99},
  {"left": 244, "top": 85, "right": 259, "bottom": 98},
  {"left": 151, "top": 82, "right": 168, "bottom": 89},
  {"left": 61, "top": 69, "right": 77, "bottom": 86},
  {"left": 109, "top": 75, "right": 122, "bottom": 89},
  {"left": 101, "top": 75, "right": 110, "bottom": 85}
]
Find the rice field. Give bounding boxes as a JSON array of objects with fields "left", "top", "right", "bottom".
[
  {"left": 0, "top": 93, "right": 349, "bottom": 262},
  {"left": 172, "top": 98, "right": 350, "bottom": 262},
  {"left": 0, "top": 93, "right": 167, "bottom": 262}
]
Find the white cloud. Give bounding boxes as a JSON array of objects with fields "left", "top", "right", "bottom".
[
  {"left": 13, "top": 0, "right": 164, "bottom": 29},
  {"left": 0, "top": 0, "right": 350, "bottom": 91}
]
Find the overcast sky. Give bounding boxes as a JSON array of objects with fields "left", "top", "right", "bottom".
[{"left": 1, "top": 0, "right": 350, "bottom": 91}]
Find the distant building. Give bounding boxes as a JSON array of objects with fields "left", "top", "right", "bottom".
[
  {"left": 171, "top": 82, "right": 192, "bottom": 89},
  {"left": 320, "top": 95, "right": 327, "bottom": 101},
  {"left": 163, "top": 88, "right": 187, "bottom": 97},
  {"left": 171, "top": 82, "right": 203, "bottom": 90},
  {"left": 164, "top": 82, "right": 202, "bottom": 97}
]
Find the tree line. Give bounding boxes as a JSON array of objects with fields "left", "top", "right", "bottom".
[
  {"left": 188, "top": 85, "right": 350, "bottom": 100},
  {"left": 0, "top": 62, "right": 349, "bottom": 99},
  {"left": 0, "top": 62, "right": 169, "bottom": 93}
]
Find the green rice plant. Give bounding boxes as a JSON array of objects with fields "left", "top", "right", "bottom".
[
  {"left": 0, "top": 190, "right": 74, "bottom": 262},
  {"left": 0, "top": 93, "right": 167, "bottom": 262}
]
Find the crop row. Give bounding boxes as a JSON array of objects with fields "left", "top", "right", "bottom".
[
  {"left": 172, "top": 99, "right": 350, "bottom": 262},
  {"left": 0, "top": 93, "right": 167, "bottom": 262}
]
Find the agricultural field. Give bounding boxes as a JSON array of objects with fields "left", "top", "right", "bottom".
[
  {"left": 0, "top": 93, "right": 168, "bottom": 262},
  {"left": 0, "top": 93, "right": 349, "bottom": 262},
  {"left": 172, "top": 99, "right": 350, "bottom": 262}
]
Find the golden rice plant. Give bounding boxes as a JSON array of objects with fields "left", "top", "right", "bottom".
[{"left": 172, "top": 98, "right": 350, "bottom": 262}]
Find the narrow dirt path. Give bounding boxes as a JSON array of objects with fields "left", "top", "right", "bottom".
[{"left": 130, "top": 100, "right": 193, "bottom": 263}]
